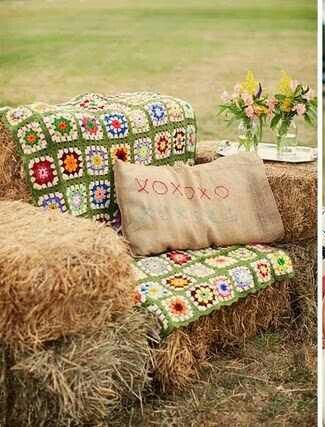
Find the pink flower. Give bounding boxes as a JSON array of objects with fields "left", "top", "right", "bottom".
[
  {"left": 241, "top": 92, "right": 253, "bottom": 106},
  {"left": 295, "top": 103, "right": 306, "bottom": 116},
  {"left": 266, "top": 96, "right": 277, "bottom": 116},
  {"left": 266, "top": 96, "right": 276, "bottom": 108},
  {"left": 221, "top": 91, "right": 231, "bottom": 102},
  {"left": 245, "top": 105, "right": 255, "bottom": 119},
  {"left": 290, "top": 80, "right": 299, "bottom": 92}
]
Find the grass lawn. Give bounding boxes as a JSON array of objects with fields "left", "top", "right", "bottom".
[
  {"left": 0, "top": 0, "right": 317, "bottom": 145},
  {"left": 115, "top": 332, "right": 316, "bottom": 426}
]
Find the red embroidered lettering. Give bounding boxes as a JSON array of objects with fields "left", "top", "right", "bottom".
[
  {"left": 170, "top": 182, "right": 183, "bottom": 196},
  {"left": 135, "top": 178, "right": 149, "bottom": 193},
  {"left": 215, "top": 186, "right": 230, "bottom": 199},
  {"left": 198, "top": 187, "right": 211, "bottom": 200},
  {"left": 183, "top": 186, "right": 195, "bottom": 199},
  {"left": 152, "top": 180, "right": 168, "bottom": 195}
]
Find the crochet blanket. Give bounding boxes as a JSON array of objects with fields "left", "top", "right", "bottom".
[
  {"left": 1, "top": 92, "right": 196, "bottom": 227},
  {"left": 133, "top": 244, "right": 294, "bottom": 335}
]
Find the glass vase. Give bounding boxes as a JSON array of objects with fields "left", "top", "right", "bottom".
[
  {"left": 275, "top": 120, "right": 297, "bottom": 158},
  {"left": 238, "top": 120, "right": 261, "bottom": 152}
]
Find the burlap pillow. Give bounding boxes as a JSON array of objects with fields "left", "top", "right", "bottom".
[{"left": 114, "top": 152, "right": 284, "bottom": 255}]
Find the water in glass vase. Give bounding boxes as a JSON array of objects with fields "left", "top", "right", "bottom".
[
  {"left": 276, "top": 121, "right": 297, "bottom": 159},
  {"left": 238, "top": 120, "right": 259, "bottom": 152}
]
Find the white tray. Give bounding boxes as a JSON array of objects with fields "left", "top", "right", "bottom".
[{"left": 217, "top": 141, "right": 317, "bottom": 163}]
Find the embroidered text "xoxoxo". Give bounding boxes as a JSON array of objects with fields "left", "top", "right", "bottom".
[{"left": 135, "top": 177, "right": 230, "bottom": 200}]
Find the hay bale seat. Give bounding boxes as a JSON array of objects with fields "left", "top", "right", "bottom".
[
  {"left": 0, "top": 202, "right": 315, "bottom": 423},
  {"left": 151, "top": 239, "right": 316, "bottom": 391},
  {"left": 0, "top": 127, "right": 316, "bottom": 419},
  {"left": 195, "top": 140, "right": 316, "bottom": 243},
  {"left": 153, "top": 139, "right": 317, "bottom": 392},
  {"left": 0, "top": 347, "right": 5, "bottom": 427},
  {"left": 0, "top": 200, "right": 135, "bottom": 350}
]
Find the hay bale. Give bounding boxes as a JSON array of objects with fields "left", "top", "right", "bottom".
[
  {"left": 4, "top": 311, "right": 158, "bottom": 427},
  {"left": 0, "top": 346, "right": 5, "bottom": 427},
  {"left": 153, "top": 239, "right": 316, "bottom": 391},
  {"left": 5, "top": 365, "right": 59, "bottom": 427},
  {"left": 0, "top": 200, "right": 135, "bottom": 350},
  {"left": 195, "top": 141, "right": 316, "bottom": 242},
  {"left": 0, "top": 120, "right": 30, "bottom": 203},
  {"left": 266, "top": 164, "right": 316, "bottom": 242},
  {"left": 195, "top": 140, "right": 220, "bottom": 165},
  {"left": 152, "top": 281, "right": 291, "bottom": 392},
  {"left": 280, "top": 239, "right": 316, "bottom": 341}
]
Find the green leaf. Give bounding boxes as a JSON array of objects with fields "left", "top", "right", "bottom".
[
  {"left": 225, "top": 116, "right": 238, "bottom": 128},
  {"left": 270, "top": 115, "right": 281, "bottom": 129},
  {"left": 304, "top": 113, "right": 313, "bottom": 126},
  {"left": 302, "top": 85, "right": 309, "bottom": 95},
  {"left": 308, "top": 107, "right": 317, "bottom": 120},
  {"left": 217, "top": 106, "right": 227, "bottom": 116}
]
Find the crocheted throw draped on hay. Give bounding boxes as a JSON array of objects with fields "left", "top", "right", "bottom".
[
  {"left": 133, "top": 244, "right": 294, "bottom": 335},
  {"left": 1, "top": 93, "right": 196, "bottom": 227}
]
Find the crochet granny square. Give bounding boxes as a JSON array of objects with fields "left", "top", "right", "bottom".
[
  {"left": 2, "top": 92, "right": 197, "bottom": 230},
  {"left": 133, "top": 244, "right": 294, "bottom": 335}
]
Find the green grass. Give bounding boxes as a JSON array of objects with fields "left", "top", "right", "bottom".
[
  {"left": 111, "top": 332, "right": 316, "bottom": 426},
  {"left": 0, "top": 0, "right": 317, "bottom": 145}
]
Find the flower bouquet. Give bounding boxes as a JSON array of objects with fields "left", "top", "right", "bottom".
[
  {"left": 218, "top": 71, "right": 269, "bottom": 152},
  {"left": 270, "top": 72, "right": 317, "bottom": 155}
]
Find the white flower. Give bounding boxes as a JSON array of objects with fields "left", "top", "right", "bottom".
[
  {"left": 304, "top": 88, "right": 314, "bottom": 101},
  {"left": 233, "top": 83, "right": 241, "bottom": 95},
  {"left": 290, "top": 80, "right": 299, "bottom": 91},
  {"left": 221, "top": 91, "right": 231, "bottom": 102}
]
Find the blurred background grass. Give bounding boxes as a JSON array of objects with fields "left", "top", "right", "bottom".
[{"left": 0, "top": 0, "right": 317, "bottom": 145}]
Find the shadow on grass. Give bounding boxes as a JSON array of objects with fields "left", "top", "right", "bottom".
[{"left": 111, "top": 331, "right": 316, "bottom": 426}]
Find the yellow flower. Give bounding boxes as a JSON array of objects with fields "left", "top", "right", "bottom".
[
  {"left": 280, "top": 98, "right": 293, "bottom": 112},
  {"left": 254, "top": 105, "right": 268, "bottom": 117},
  {"left": 278, "top": 71, "right": 293, "bottom": 97},
  {"left": 240, "top": 71, "right": 259, "bottom": 95}
]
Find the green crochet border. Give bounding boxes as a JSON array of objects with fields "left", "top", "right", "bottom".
[{"left": 134, "top": 244, "right": 294, "bottom": 336}]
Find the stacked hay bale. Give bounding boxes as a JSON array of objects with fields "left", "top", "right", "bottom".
[
  {"left": 195, "top": 142, "right": 317, "bottom": 332},
  {"left": 0, "top": 131, "right": 316, "bottom": 404},
  {"left": 266, "top": 165, "right": 316, "bottom": 242},
  {"left": 148, "top": 141, "right": 316, "bottom": 392},
  {"left": 0, "top": 201, "right": 135, "bottom": 349},
  {"left": 0, "top": 121, "right": 31, "bottom": 203},
  {"left": 0, "top": 201, "right": 157, "bottom": 426},
  {"left": 152, "top": 281, "right": 291, "bottom": 391},
  {"left": 0, "top": 346, "right": 5, "bottom": 426},
  {"left": 5, "top": 312, "right": 157, "bottom": 427},
  {"left": 152, "top": 240, "right": 316, "bottom": 391},
  {"left": 280, "top": 239, "right": 317, "bottom": 340}
]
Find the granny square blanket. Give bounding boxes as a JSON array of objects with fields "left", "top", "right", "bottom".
[
  {"left": 133, "top": 244, "right": 294, "bottom": 336},
  {"left": 1, "top": 92, "right": 196, "bottom": 227}
]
